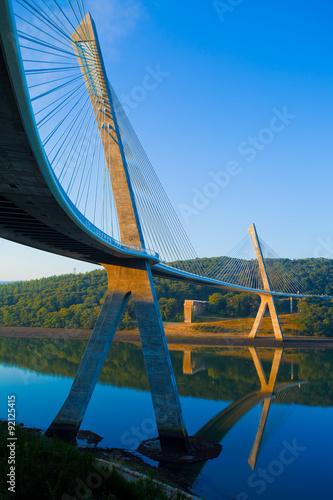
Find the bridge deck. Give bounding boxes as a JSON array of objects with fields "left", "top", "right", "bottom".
[{"left": 0, "top": 3, "right": 318, "bottom": 299}]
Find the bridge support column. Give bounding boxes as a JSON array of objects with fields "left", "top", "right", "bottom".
[
  {"left": 249, "top": 294, "right": 283, "bottom": 340},
  {"left": 248, "top": 223, "right": 283, "bottom": 340},
  {"left": 46, "top": 261, "right": 189, "bottom": 452}
]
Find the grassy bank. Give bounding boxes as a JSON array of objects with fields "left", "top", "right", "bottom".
[
  {"left": 0, "top": 422, "right": 186, "bottom": 500},
  {"left": 164, "top": 313, "right": 300, "bottom": 336}
]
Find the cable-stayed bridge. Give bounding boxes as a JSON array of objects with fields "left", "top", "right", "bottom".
[{"left": 0, "top": 0, "right": 328, "bottom": 454}]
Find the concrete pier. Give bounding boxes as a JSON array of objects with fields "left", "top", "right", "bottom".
[
  {"left": 46, "top": 13, "right": 189, "bottom": 452},
  {"left": 248, "top": 224, "right": 283, "bottom": 340},
  {"left": 46, "top": 260, "right": 189, "bottom": 451},
  {"left": 184, "top": 300, "right": 208, "bottom": 323}
]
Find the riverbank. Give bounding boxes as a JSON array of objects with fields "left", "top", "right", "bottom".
[
  {"left": 0, "top": 421, "right": 201, "bottom": 499},
  {"left": 1, "top": 314, "right": 333, "bottom": 348}
]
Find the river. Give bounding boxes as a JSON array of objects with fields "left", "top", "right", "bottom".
[{"left": 1, "top": 336, "right": 332, "bottom": 499}]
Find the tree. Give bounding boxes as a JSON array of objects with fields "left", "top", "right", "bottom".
[
  {"left": 0, "top": 257, "right": 332, "bottom": 329},
  {"left": 158, "top": 298, "right": 178, "bottom": 321},
  {"left": 208, "top": 293, "right": 226, "bottom": 314},
  {"left": 297, "top": 298, "right": 333, "bottom": 337},
  {"left": 118, "top": 312, "right": 134, "bottom": 330}
]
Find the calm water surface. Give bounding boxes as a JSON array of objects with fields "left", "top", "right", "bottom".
[{"left": 1, "top": 336, "right": 332, "bottom": 499}]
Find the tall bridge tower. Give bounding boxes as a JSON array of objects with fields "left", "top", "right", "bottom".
[
  {"left": 46, "top": 13, "right": 189, "bottom": 452},
  {"left": 248, "top": 224, "right": 283, "bottom": 340}
]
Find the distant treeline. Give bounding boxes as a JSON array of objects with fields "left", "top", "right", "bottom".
[{"left": 0, "top": 257, "right": 332, "bottom": 334}]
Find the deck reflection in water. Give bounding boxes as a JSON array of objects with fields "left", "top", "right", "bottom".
[{"left": 1, "top": 336, "right": 332, "bottom": 499}]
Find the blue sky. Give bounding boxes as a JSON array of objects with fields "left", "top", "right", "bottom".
[{"left": 1, "top": 0, "right": 332, "bottom": 280}]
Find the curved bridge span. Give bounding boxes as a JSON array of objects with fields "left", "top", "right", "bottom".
[
  {"left": 0, "top": 34, "right": 289, "bottom": 297},
  {"left": 0, "top": 0, "right": 309, "bottom": 299},
  {"left": 0, "top": 0, "right": 322, "bottom": 454}
]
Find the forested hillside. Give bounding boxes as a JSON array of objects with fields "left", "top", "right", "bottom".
[{"left": 0, "top": 257, "right": 332, "bottom": 331}]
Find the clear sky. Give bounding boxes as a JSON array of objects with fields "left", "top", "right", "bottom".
[{"left": 1, "top": 0, "right": 332, "bottom": 281}]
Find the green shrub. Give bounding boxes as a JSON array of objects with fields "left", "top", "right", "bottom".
[{"left": 0, "top": 422, "right": 169, "bottom": 500}]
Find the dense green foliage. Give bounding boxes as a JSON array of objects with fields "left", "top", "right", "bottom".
[
  {"left": 0, "top": 257, "right": 332, "bottom": 329},
  {"left": 0, "top": 422, "right": 173, "bottom": 499},
  {"left": 0, "top": 271, "right": 105, "bottom": 329},
  {"left": 208, "top": 292, "right": 261, "bottom": 317},
  {"left": 297, "top": 297, "right": 333, "bottom": 336}
]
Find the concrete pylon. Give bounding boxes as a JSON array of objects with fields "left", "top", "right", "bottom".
[
  {"left": 46, "top": 262, "right": 189, "bottom": 450},
  {"left": 46, "top": 14, "right": 189, "bottom": 452},
  {"left": 248, "top": 224, "right": 283, "bottom": 341},
  {"left": 71, "top": 13, "right": 143, "bottom": 247}
]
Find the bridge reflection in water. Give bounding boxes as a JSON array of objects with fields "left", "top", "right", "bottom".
[
  {"left": 0, "top": 336, "right": 308, "bottom": 464},
  {"left": 165, "top": 346, "right": 307, "bottom": 484},
  {"left": 1, "top": 335, "right": 331, "bottom": 498},
  {"left": 42, "top": 342, "right": 304, "bottom": 470}
]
